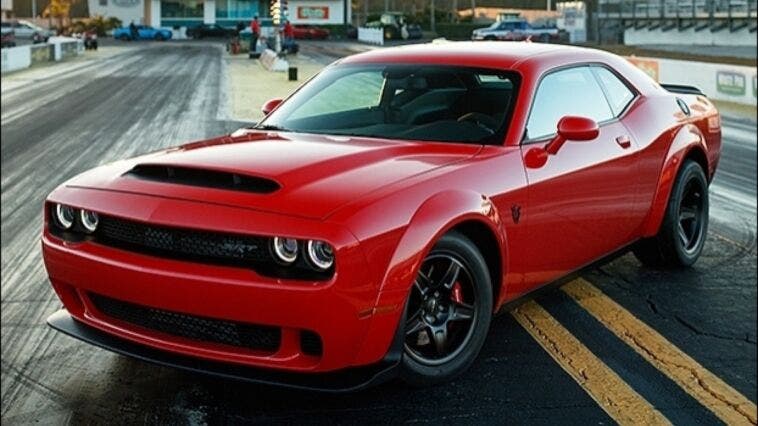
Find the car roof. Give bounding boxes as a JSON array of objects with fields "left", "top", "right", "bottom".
[{"left": 340, "top": 41, "right": 609, "bottom": 70}]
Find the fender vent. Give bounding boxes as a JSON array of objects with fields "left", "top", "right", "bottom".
[{"left": 125, "top": 164, "right": 280, "bottom": 194}]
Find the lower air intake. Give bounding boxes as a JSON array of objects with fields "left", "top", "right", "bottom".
[{"left": 89, "top": 293, "right": 281, "bottom": 352}]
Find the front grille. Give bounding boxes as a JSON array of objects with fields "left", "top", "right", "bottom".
[
  {"left": 96, "top": 215, "right": 271, "bottom": 267},
  {"left": 89, "top": 293, "right": 281, "bottom": 352}
]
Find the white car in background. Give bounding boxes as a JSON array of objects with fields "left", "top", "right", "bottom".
[{"left": 0, "top": 20, "right": 54, "bottom": 41}]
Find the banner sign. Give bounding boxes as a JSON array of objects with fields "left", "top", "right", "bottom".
[{"left": 297, "top": 6, "right": 329, "bottom": 20}]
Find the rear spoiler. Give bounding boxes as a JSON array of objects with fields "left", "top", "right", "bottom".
[{"left": 660, "top": 83, "right": 705, "bottom": 96}]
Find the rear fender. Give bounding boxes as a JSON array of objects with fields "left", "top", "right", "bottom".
[
  {"left": 352, "top": 190, "right": 506, "bottom": 364},
  {"left": 640, "top": 123, "right": 708, "bottom": 237}
]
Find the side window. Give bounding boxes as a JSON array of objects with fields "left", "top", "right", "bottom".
[
  {"left": 593, "top": 67, "right": 635, "bottom": 117},
  {"left": 526, "top": 66, "right": 614, "bottom": 140}
]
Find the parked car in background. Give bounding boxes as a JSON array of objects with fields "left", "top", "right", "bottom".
[
  {"left": 471, "top": 18, "right": 560, "bottom": 43},
  {"left": 113, "top": 25, "right": 172, "bottom": 41},
  {"left": 1, "top": 28, "right": 16, "bottom": 48},
  {"left": 292, "top": 25, "right": 330, "bottom": 40},
  {"left": 186, "top": 23, "right": 238, "bottom": 39},
  {"left": 365, "top": 12, "right": 423, "bottom": 40},
  {"left": 1, "top": 20, "right": 54, "bottom": 41}
]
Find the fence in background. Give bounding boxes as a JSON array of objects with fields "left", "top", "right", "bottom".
[{"left": 358, "top": 27, "right": 384, "bottom": 45}]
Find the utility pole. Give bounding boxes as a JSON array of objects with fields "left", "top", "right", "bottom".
[
  {"left": 546, "top": 0, "right": 551, "bottom": 10},
  {"left": 384, "top": 0, "right": 389, "bottom": 12},
  {"left": 451, "top": 0, "right": 458, "bottom": 22},
  {"left": 31, "top": 0, "right": 36, "bottom": 19},
  {"left": 470, "top": 0, "right": 476, "bottom": 22},
  {"left": 430, "top": 0, "right": 435, "bottom": 32}
]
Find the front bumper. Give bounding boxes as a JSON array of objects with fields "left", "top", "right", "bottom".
[
  {"left": 42, "top": 187, "right": 407, "bottom": 374},
  {"left": 48, "top": 310, "right": 401, "bottom": 392}
]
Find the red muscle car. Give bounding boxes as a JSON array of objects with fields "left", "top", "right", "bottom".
[
  {"left": 43, "top": 42, "right": 721, "bottom": 390},
  {"left": 293, "top": 25, "right": 330, "bottom": 40}
]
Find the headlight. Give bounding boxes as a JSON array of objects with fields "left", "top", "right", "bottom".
[
  {"left": 54, "top": 204, "right": 75, "bottom": 229},
  {"left": 272, "top": 237, "right": 298, "bottom": 263},
  {"left": 80, "top": 210, "right": 99, "bottom": 233},
  {"left": 307, "top": 240, "right": 334, "bottom": 270}
]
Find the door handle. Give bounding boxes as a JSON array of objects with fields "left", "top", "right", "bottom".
[{"left": 616, "top": 135, "right": 632, "bottom": 149}]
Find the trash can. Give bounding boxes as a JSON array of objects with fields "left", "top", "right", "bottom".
[{"left": 288, "top": 66, "right": 298, "bottom": 81}]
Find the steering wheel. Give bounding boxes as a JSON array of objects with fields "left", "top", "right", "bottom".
[{"left": 457, "top": 112, "right": 498, "bottom": 135}]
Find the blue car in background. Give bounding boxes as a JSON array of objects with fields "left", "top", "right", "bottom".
[{"left": 113, "top": 25, "right": 172, "bottom": 41}]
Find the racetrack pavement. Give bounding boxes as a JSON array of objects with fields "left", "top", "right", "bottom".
[{"left": 1, "top": 41, "right": 755, "bottom": 424}]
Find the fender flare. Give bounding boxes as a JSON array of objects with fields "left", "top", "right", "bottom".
[
  {"left": 352, "top": 190, "right": 507, "bottom": 364},
  {"left": 641, "top": 123, "right": 709, "bottom": 237}
]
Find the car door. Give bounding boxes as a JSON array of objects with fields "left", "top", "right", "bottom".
[
  {"left": 14, "top": 23, "right": 33, "bottom": 38},
  {"left": 521, "top": 65, "right": 641, "bottom": 287},
  {"left": 138, "top": 26, "right": 151, "bottom": 39}
]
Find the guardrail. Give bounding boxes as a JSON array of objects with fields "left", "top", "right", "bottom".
[
  {"left": 1, "top": 38, "right": 84, "bottom": 74},
  {"left": 358, "top": 27, "right": 384, "bottom": 46}
]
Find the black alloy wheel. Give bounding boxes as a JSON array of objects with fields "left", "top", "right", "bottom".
[
  {"left": 400, "top": 232, "right": 492, "bottom": 386},
  {"left": 633, "top": 160, "right": 709, "bottom": 267}
]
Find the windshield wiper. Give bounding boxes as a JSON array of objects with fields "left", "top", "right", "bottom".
[{"left": 255, "top": 124, "right": 291, "bottom": 132}]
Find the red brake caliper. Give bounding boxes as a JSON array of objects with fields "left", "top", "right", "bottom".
[{"left": 451, "top": 282, "right": 464, "bottom": 304}]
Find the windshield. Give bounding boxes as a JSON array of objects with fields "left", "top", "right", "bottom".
[{"left": 259, "top": 64, "right": 520, "bottom": 145}]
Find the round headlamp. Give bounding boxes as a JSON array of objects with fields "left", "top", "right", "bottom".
[
  {"left": 54, "top": 204, "right": 75, "bottom": 229},
  {"left": 272, "top": 237, "right": 298, "bottom": 263},
  {"left": 307, "top": 240, "right": 334, "bottom": 270},
  {"left": 80, "top": 210, "right": 99, "bottom": 233}
]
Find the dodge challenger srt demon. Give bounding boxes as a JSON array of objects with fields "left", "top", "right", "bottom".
[{"left": 43, "top": 42, "right": 721, "bottom": 391}]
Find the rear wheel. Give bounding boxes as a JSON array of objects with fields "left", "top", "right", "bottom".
[
  {"left": 118, "top": 34, "right": 130, "bottom": 41},
  {"left": 633, "top": 160, "right": 709, "bottom": 267},
  {"left": 539, "top": 33, "right": 551, "bottom": 43},
  {"left": 400, "top": 232, "right": 493, "bottom": 386}
]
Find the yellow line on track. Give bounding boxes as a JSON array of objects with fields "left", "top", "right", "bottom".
[
  {"left": 512, "top": 300, "right": 672, "bottom": 425},
  {"left": 563, "top": 278, "right": 758, "bottom": 426}
]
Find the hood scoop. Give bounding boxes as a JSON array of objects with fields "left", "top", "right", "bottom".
[{"left": 124, "top": 164, "right": 280, "bottom": 194}]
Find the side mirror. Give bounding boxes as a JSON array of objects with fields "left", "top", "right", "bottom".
[
  {"left": 545, "top": 116, "right": 599, "bottom": 155},
  {"left": 261, "top": 98, "right": 283, "bottom": 116}
]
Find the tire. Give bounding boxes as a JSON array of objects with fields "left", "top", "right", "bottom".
[
  {"left": 400, "top": 231, "right": 493, "bottom": 387},
  {"left": 155, "top": 33, "right": 165, "bottom": 41},
  {"left": 633, "top": 160, "right": 709, "bottom": 268},
  {"left": 539, "top": 33, "right": 551, "bottom": 43},
  {"left": 484, "top": 35, "right": 496, "bottom": 41},
  {"left": 119, "top": 34, "right": 130, "bottom": 41}
]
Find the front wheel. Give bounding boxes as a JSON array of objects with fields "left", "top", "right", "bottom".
[
  {"left": 633, "top": 160, "right": 709, "bottom": 267},
  {"left": 400, "top": 232, "right": 493, "bottom": 386}
]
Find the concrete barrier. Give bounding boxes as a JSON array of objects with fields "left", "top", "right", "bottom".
[
  {"left": 627, "top": 56, "right": 757, "bottom": 106},
  {"left": 1, "top": 39, "right": 84, "bottom": 74},
  {"left": 1, "top": 46, "right": 32, "bottom": 73},
  {"left": 358, "top": 27, "right": 384, "bottom": 46}
]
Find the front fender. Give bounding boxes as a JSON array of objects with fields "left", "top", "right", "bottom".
[
  {"left": 641, "top": 123, "right": 708, "bottom": 237},
  {"left": 352, "top": 190, "right": 506, "bottom": 365}
]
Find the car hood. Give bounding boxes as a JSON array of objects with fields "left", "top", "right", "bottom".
[{"left": 66, "top": 130, "right": 481, "bottom": 220}]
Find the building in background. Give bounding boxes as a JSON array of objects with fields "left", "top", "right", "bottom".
[
  {"left": 2, "top": 0, "right": 13, "bottom": 19},
  {"left": 86, "top": 0, "right": 348, "bottom": 28}
]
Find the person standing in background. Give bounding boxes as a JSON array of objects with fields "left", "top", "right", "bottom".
[
  {"left": 283, "top": 20, "right": 294, "bottom": 45},
  {"left": 250, "top": 16, "right": 260, "bottom": 53}
]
